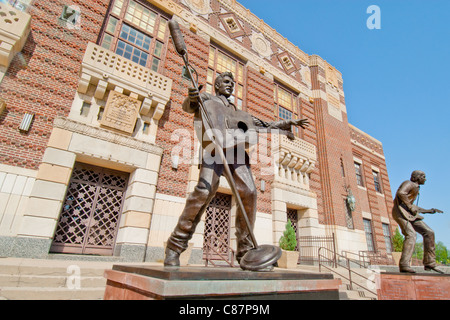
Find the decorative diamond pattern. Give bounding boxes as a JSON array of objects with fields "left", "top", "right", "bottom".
[
  {"left": 52, "top": 163, "right": 128, "bottom": 255},
  {"left": 287, "top": 209, "right": 299, "bottom": 251},
  {"left": 203, "top": 193, "right": 232, "bottom": 259}
]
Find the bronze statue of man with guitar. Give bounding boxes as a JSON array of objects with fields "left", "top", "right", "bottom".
[
  {"left": 392, "top": 170, "right": 444, "bottom": 274},
  {"left": 164, "top": 19, "right": 308, "bottom": 271},
  {"left": 164, "top": 71, "right": 308, "bottom": 267}
]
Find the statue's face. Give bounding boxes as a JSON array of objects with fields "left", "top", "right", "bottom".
[
  {"left": 215, "top": 75, "right": 235, "bottom": 98},
  {"left": 417, "top": 173, "right": 427, "bottom": 185}
]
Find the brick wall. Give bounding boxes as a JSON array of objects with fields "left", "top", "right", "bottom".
[
  {"left": 155, "top": 23, "right": 209, "bottom": 198},
  {"left": 311, "top": 64, "right": 363, "bottom": 231},
  {"left": 246, "top": 67, "right": 275, "bottom": 214},
  {"left": 351, "top": 145, "right": 396, "bottom": 252},
  {"left": 0, "top": 0, "right": 108, "bottom": 170}
]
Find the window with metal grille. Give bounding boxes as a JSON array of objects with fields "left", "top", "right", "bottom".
[
  {"left": 274, "top": 83, "right": 302, "bottom": 137},
  {"left": 206, "top": 45, "right": 245, "bottom": 109},
  {"left": 344, "top": 199, "right": 354, "bottom": 229},
  {"left": 363, "top": 218, "right": 375, "bottom": 252},
  {"left": 354, "top": 162, "right": 364, "bottom": 187},
  {"left": 382, "top": 223, "right": 392, "bottom": 253},
  {"left": 373, "top": 170, "right": 382, "bottom": 193},
  {"left": 100, "top": 0, "right": 169, "bottom": 72}
]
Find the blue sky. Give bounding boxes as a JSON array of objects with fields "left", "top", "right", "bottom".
[{"left": 238, "top": 0, "right": 450, "bottom": 249}]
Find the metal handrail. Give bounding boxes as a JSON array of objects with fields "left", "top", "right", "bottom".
[
  {"left": 204, "top": 234, "right": 236, "bottom": 268},
  {"left": 359, "top": 250, "right": 395, "bottom": 266},
  {"left": 341, "top": 250, "right": 370, "bottom": 268},
  {"left": 319, "top": 247, "right": 377, "bottom": 296}
]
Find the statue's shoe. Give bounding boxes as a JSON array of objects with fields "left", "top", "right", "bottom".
[
  {"left": 164, "top": 247, "right": 180, "bottom": 267},
  {"left": 424, "top": 266, "right": 445, "bottom": 274},
  {"left": 399, "top": 266, "right": 416, "bottom": 273}
]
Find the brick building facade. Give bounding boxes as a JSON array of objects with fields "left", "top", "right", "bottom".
[{"left": 0, "top": 0, "right": 396, "bottom": 264}]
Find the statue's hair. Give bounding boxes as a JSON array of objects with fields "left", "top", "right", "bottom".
[
  {"left": 411, "top": 170, "right": 425, "bottom": 182},
  {"left": 214, "top": 72, "right": 234, "bottom": 90}
]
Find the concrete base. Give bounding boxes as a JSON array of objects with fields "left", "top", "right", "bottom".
[
  {"left": 377, "top": 272, "right": 450, "bottom": 300},
  {"left": 0, "top": 236, "right": 52, "bottom": 258},
  {"left": 103, "top": 266, "right": 341, "bottom": 300}
]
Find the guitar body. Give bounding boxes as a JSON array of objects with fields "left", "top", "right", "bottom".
[
  {"left": 201, "top": 99, "right": 258, "bottom": 150},
  {"left": 398, "top": 203, "right": 424, "bottom": 222}
]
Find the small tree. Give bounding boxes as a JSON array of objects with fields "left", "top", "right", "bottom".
[
  {"left": 279, "top": 220, "right": 297, "bottom": 251},
  {"left": 392, "top": 228, "right": 404, "bottom": 252},
  {"left": 435, "top": 241, "right": 449, "bottom": 265}
]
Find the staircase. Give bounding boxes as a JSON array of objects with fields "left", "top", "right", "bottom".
[
  {"left": 334, "top": 266, "right": 378, "bottom": 300},
  {"left": 0, "top": 257, "right": 115, "bottom": 300},
  {"left": 296, "top": 264, "right": 378, "bottom": 300},
  {"left": 1, "top": 256, "right": 382, "bottom": 300}
]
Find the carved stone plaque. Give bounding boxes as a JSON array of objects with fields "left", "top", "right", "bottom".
[{"left": 101, "top": 91, "right": 141, "bottom": 134}]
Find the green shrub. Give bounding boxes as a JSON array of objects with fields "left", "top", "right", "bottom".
[{"left": 279, "top": 220, "right": 297, "bottom": 251}]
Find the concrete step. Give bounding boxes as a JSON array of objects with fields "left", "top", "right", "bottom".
[
  {"left": 315, "top": 265, "right": 380, "bottom": 300},
  {"left": 340, "top": 289, "right": 375, "bottom": 300},
  {"left": 0, "top": 287, "right": 106, "bottom": 300},
  {"left": 0, "top": 274, "right": 107, "bottom": 288},
  {"left": 0, "top": 257, "right": 164, "bottom": 300},
  {"left": 0, "top": 257, "right": 114, "bottom": 300}
]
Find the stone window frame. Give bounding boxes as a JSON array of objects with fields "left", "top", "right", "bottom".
[
  {"left": 382, "top": 223, "right": 393, "bottom": 253},
  {"left": 353, "top": 159, "right": 365, "bottom": 188},
  {"left": 371, "top": 167, "right": 383, "bottom": 194},
  {"left": 99, "top": 0, "right": 170, "bottom": 73},
  {"left": 363, "top": 218, "right": 376, "bottom": 252}
]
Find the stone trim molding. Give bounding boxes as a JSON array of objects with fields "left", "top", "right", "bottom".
[
  {"left": 53, "top": 116, "right": 163, "bottom": 156},
  {"left": 78, "top": 42, "right": 172, "bottom": 120},
  {"left": 273, "top": 134, "right": 317, "bottom": 191}
]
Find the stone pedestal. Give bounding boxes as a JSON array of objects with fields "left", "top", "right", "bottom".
[
  {"left": 377, "top": 272, "right": 450, "bottom": 300},
  {"left": 103, "top": 266, "right": 341, "bottom": 300}
]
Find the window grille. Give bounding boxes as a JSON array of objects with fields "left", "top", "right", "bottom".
[
  {"left": 51, "top": 163, "right": 128, "bottom": 255},
  {"left": 287, "top": 209, "right": 299, "bottom": 251}
]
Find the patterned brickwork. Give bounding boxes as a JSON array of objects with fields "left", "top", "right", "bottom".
[
  {"left": 0, "top": 0, "right": 108, "bottom": 170},
  {"left": 155, "top": 23, "right": 209, "bottom": 198}
]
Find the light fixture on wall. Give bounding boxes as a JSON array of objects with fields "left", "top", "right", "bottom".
[
  {"left": 261, "top": 180, "right": 266, "bottom": 192},
  {"left": 18, "top": 112, "right": 34, "bottom": 132}
]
